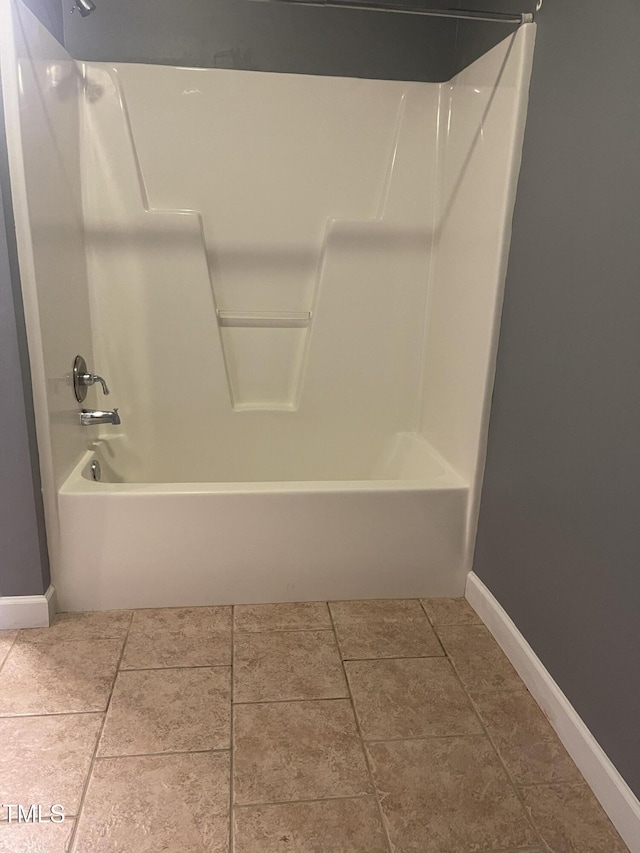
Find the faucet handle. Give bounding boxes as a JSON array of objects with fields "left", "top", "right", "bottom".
[
  {"left": 78, "top": 373, "right": 110, "bottom": 395},
  {"left": 89, "top": 374, "right": 110, "bottom": 395},
  {"left": 73, "top": 355, "right": 111, "bottom": 402}
]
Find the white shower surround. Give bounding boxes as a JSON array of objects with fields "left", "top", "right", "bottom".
[{"left": 1, "top": 0, "right": 535, "bottom": 610}]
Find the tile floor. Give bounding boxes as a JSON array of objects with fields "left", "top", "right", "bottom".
[{"left": 0, "top": 599, "right": 629, "bottom": 853}]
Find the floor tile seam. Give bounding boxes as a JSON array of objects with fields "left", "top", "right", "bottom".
[
  {"left": 328, "top": 598, "right": 434, "bottom": 617},
  {"left": 16, "top": 634, "right": 130, "bottom": 645},
  {"left": 233, "top": 627, "right": 335, "bottom": 635},
  {"left": 417, "top": 600, "right": 450, "bottom": 656},
  {"left": 327, "top": 604, "right": 394, "bottom": 853},
  {"left": 446, "top": 654, "right": 546, "bottom": 849},
  {"left": 229, "top": 604, "right": 235, "bottom": 853},
  {"left": 435, "top": 632, "right": 522, "bottom": 662},
  {"left": 128, "top": 605, "right": 232, "bottom": 615},
  {"left": 0, "top": 633, "right": 18, "bottom": 676},
  {"left": 12, "top": 635, "right": 129, "bottom": 648},
  {"left": 117, "top": 663, "right": 232, "bottom": 673},
  {"left": 232, "top": 695, "right": 353, "bottom": 708},
  {"left": 417, "top": 594, "right": 483, "bottom": 625},
  {"left": 65, "top": 611, "right": 134, "bottom": 853},
  {"left": 341, "top": 652, "right": 447, "bottom": 662},
  {"left": 420, "top": 617, "right": 485, "bottom": 634},
  {"left": 0, "top": 709, "right": 106, "bottom": 720},
  {"left": 122, "top": 634, "right": 232, "bottom": 655},
  {"left": 363, "top": 731, "right": 492, "bottom": 745},
  {"left": 125, "top": 628, "right": 232, "bottom": 638},
  {"left": 95, "top": 746, "right": 232, "bottom": 761},
  {"left": 418, "top": 599, "right": 435, "bottom": 624},
  {"left": 328, "top": 598, "right": 420, "bottom": 605},
  {"left": 232, "top": 690, "right": 350, "bottom": 705},
  {"left": 232, "top": 792, "right": 377, "bottom": 810},
  {"left": 333, "top": 618, "right": 443, "bottom": 632},
  {"left": 435, "top": 638, "right": 527, "bottom": 692}
]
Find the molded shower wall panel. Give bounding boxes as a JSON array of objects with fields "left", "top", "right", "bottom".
[
  {"left": 80, "top": 64, "right": 440, "bottom": 481},
  {"left": 419, "top": 24, "right": 535, "bottom": 556},
  {"left": 0, "top": 0, "right": 94, "bottom": 569}
]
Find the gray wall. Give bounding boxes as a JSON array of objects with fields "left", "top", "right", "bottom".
[
  {"left": 22, "top": 0, "right": 537, "bottom": 82},
  {"left": 452, "top": 0, "right": 536, "bottom": 73},
  {"left": 474, "top": 0, "right": 640, "bottom": 798},
  {"left": 63, "top": 0, "right": 457, "bottom": 81},
  {"left": 0, "top": 84, "right": 50, "bottom": 598},
  {"left": 61, "top": 0, "right": 536, "bottom": 81},
  {"left": 23, "top": 0, "right": 63, "bottom": 43}
]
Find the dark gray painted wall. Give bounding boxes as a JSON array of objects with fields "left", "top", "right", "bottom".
[
  {"left": 61, "top": 0, "right": 537, "bottom": 81},
  {"left": 0, "top": 84, "right": 51, "bottom": 598},
  {"left": 23, "top": 0, "right": 64, "bottom": 43},
  {"left": 22, "top": 0, "right": 537, "bottom": 82},
  {"left": 63, "top": 0, "right": 458, "bottom": 81},
  {"left": 474, "top": 0, "right": 640, "bottom": 798},
  {"left": 452, "top": 0, "right": 535, "bottom": 73},
  {"left": 60, "top": 0, "right": 536, "bottom": 81}
]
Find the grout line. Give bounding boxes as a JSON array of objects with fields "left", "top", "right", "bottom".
[
  {"left": 118, "top": 663, "right": 231, "bottom": 672},
  {"left": 65, "top": 611, "right": 134, "bottom": 853},
  {"left": 0, "top": 709, "right": 107, "bottom": 719},
  {"left": 14, "top": 634, "right": 130, "bottom": 645},
  {"left": 95, "top": 746, "right": 231, "bottom": 760},
  {"left": 443, "top": 649, "right": 546, "bottom": 848},
  {"left": 364, "top": 732, "right": 488, "bottom": 744},
  {"left": 0, "top": 632, "right": 21, "bottom": 676},
  {"left": 229, "top": 604, "right": 235, "bottom": 853},
  {"left": 341, "top": 652, "right": 445, "bottom": 662},
  {"left": 233, "top": 693, "right": 350, "bottom": 706},
  {"left": 418, "top": 598, "right": 433, "bottom": 622},
  {"left": 327, "top": 604, "right": 394, "bottom": 853},
  {"left": 234, "top": 792, "right": 375, "bottom": 809},
  {"left": 418, "top": 599, "right": 449, "bottom": 655},
  {"left": 106, "top": 605, "right": 233, "bottom": 613},
  {"left": 233, "top": 626, "right": 335, "bottom": 635}
]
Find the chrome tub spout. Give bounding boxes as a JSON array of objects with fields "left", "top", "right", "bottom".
[{"left": 80, "top": 408, "right": 121, "bottom": 426}]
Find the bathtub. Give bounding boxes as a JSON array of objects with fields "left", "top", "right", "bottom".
[{"left": 56, "top": 433, "right": 468, "bottom": 611}]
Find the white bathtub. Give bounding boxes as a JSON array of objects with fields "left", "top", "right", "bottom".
[{"left": 57, "top": 433, "right": 468, "bottom": 611}]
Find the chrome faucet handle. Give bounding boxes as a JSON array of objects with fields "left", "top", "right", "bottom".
[
  {"left": 81, "top": 373, "right": 110, "bottom": 395},
  {"left": 73, "top": 355, "right": 112, "bottom": 402}
]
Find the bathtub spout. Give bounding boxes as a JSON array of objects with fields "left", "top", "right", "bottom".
[{"left": 80, "top": 408, "right": 121, "bottom": 426}]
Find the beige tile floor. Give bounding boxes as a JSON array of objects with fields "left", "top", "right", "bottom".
[{"left": 0, "top": 599, "right": 629, "bottom": 853}]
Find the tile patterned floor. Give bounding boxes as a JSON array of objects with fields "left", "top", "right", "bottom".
[{"left": 0, "top": 599, "right": 629, "bottom": 853}]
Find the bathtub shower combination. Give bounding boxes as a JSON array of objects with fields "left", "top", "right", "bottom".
[{"left": 1, "top": 0, "right": 535, "bottom": 610}]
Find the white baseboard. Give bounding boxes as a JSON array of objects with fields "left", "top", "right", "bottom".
[
  {"left": 0, "top": 584, "right": 57, "bottom": 629},
  {"left": 466, "top": 571, "right": 640, "bottom": 853}
]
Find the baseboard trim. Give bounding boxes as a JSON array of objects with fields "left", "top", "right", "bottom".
[
  {"left": 0, "top": 584, "right": 57, "bottom": 629},
  {"left": 466, "top": 571, "right": 640, "bottom": 853}
]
